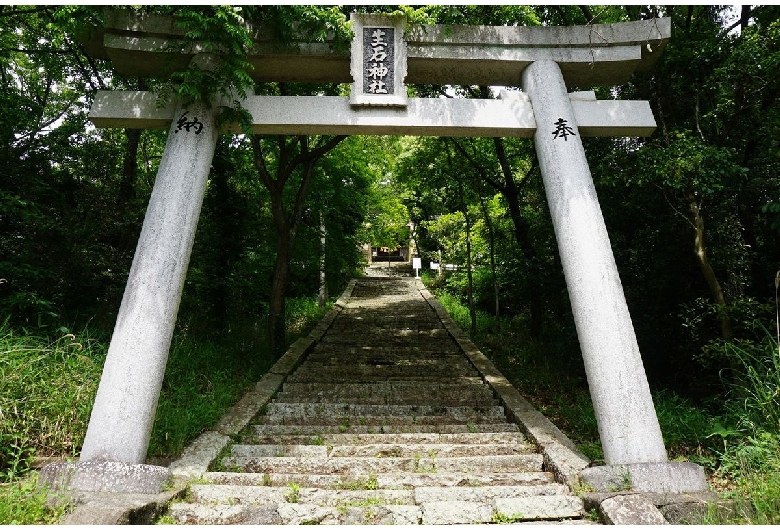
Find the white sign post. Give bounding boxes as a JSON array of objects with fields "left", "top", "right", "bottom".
[{"left": 413, "top": 257, "right": 421, "bottom": 277}]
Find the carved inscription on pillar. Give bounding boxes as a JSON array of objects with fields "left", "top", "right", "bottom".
[
  {"left": 552, "top": 118, "right": 576, "bottom": 141},
  {"left": 175, "top": 112, "right": 204, "bottom": 135},
  {"left": 350, "top": 13, "right": 408, "bottom": 107}
]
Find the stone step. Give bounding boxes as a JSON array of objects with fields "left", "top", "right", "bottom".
[
  {"left": 315, "top": 338, "right": 457, "bottom": 348},
  {"left": 275, "top": 390, "right": 495, "bottom": 405},
  {"left": 328, "top": 442, "right": 535, "bottom": 458},
  {"left": 303, "top": 351, "right": 465, "bottom": 362},
  {"left": 272, "top": 390, "right": 498, "bottom": 406},
  {"left": 289, "top": 363, "right": 476, "bottom": 376},
  {"left": 244, "top": 431, "right": 530, "bottom": 446},
  {"left": 285, "top": 373, "right": 485, "bottom": 384},
  {"left": 220, "top": 454, "right": 544, "bottom": 475},
  {"left": 187, "top": 484, "right": 416, "bottom": 506},
  {"left": 251, "top": 423, "right": 521, "bottom": 436},
  {"left": 203, "top": 470, "right": 557, "bottom": 489},
  {"left": 263, "top": 402, "right": 505, "bottom": 419},
  {"left": 167, "top": 501, "right": 422, "bottom": 525},
  {"left": 186, "top": 483, "right": 572, "bottom": 507},
  {"left": 316, "top": 332, "right": 455, "bottom": 340},
  {"left": 418, "top": 496, "right": 586, "bottom": 524},
  {"left": 255, "top": 413, "right": 506, "bottom": 426},
  {"left": 413, "top": 484, "right": 570, "bottom": 503},
  {"left": 307, "top": 342, "right": 458, "bottom": 351},
  {"left": 315, "top": 326, "right": 450, "bottom": 335},
  {"left": 228, "top": 442, "right": 534, "bottom": 459},
  {"left": 280, "top": 381, "right": 492, "bottom": 394},
  {"left": 323, "top": 329, "right": 442, "bottom": 336},
  {"left": 167, "top": 495, "right": 585, "bottom": 525},
  {"left": 163, "top": 277, "right": 590, "bottom": 525}
]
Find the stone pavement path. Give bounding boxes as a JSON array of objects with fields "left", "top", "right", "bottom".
[{"left": 163, "top": 276, "right": 596, "bottom": 525}]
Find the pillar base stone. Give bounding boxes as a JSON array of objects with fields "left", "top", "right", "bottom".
[
  {"left": 39, "top": 461, "right": 173, "bottom": 494},
  {"left": 579, "top": 462, "right": 708, "bottom": 493}
]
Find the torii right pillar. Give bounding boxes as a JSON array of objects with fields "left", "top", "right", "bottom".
[{"left": 523, "top": 60, "right": 706, "bottom": 492}]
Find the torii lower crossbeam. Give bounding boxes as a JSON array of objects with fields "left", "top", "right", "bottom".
[{"left": 88, "top": 91, "right": 657, "bottom": 138}]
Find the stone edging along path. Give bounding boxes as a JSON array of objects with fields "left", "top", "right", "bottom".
[
  {"left": 57, "top": 281, "right": 360, "bottom": 525},
  {"left": 61, "top": 277, "right": 708, "bottom": 524},
  {"left": 167, "top": 279, "right": 590, "bottom": 488}
]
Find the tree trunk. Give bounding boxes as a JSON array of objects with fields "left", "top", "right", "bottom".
[
  {"left": 493, "top": 139, "right": 543, "bottom": 339},
  {"left": 686, "top": 189, "right": 734, "bottom": 340},
  {"left": 477, "top": 189, "right": 500, "bottom": 331},
  {"left": 118, "top": 128, "right": 141, "bottom": 205},
  {"left": 463, "top": 204, "right": 477, "bottom": 335},
  {"left": 118, "top": 79, "right": 145, "bottom": 206},
  {"left": 252, "top": 134, "right": 346, "bottom": 357},
  {"left": 268, "top": 235, "right": 290, "bottom": 356},
  {"left": 318, "top": 208, "right": 328, "bottom": 309},
  {"left": 500, "top": 174, "right": 543, "bottom": 339}
]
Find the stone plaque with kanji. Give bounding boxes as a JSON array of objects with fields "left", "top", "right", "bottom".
[{"left": 350, "top": 13, "right": 408, "bottom": 107}]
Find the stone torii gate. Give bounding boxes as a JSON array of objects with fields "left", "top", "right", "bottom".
[{"left": 59, "top": 11, "right": 705, "bottom": 493}]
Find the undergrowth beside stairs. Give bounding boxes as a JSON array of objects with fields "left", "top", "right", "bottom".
[
  {"left": 430, "top": 283, "right": 780, "bottom": 525},
  {"left": 0, "top": 296, "right": 329, "bottom": 524}
]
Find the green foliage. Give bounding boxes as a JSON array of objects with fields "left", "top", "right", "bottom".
[
  {"left": 256, "top": 6, "right": 352, "bottom": 51},
  {"left": 762, "top": 203, "right": 780, "bottom": 233},
  {"left": 154, "top": 7, "right": 255, "bottom": 110},
  {"left": 150, "top": 338, "right": 267, "bottom": 457},
  {"left": 0, "top": 473, "right": 70, "bottom": 525},
  {"left": 154, "top": 5, "right": 353, "bottom": 118},
  {"left": 653, "top": 392, "right": 717, "bottom": 460},
  {"left": 433, "top": 291, "right": 494, "bottom": 337},
  {"left": 0, "top": 326, "right": 106, "bottom": 481},
  {"left": 723, "top": 336, "right": 780, "bottom": 435},
  {"left": 630, "top": 131, "right": 746, "bottom": 193},
  {"left": 714, "top": 434, "right": 780, "bottom": 524},
  {"left": 151, "top": 295, "right": 326, "bottom": 457},
  {"left": 705, "top": 333, "right": 780, "bottom": 523},
  {"left": 285, "top": 481, "right": 301, "bottom": 503},
  {"left": 0, "top": 295, "right": 325, "bottom": 477},
  {"left": 355, "top": 137, "right": 410, "bottom": 249},
  {"left": 430, "top": 271, "right": 780, "bottom": 524},
  {"left": 442, "top": 267, "right": 498, "bottom": 313}
]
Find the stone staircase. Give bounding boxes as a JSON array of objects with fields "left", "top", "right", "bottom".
[{"left": 164, "top": 277, "right": 594, "bottom": 525}]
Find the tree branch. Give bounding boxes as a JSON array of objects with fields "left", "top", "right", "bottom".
[
  {"left": 0, "top": 48, "right": 72, "bottom": 54},
  {"left": 579, "top": 5, "right": 594, "bottom": 23},
  {"left": 250, "top": 135, "right": 273, "bottom": 189},
  {"left": 0, "top": 6, "right": 53, "bottom": 17},
  {"left": 448, "top": 138, "right": 503, "bottom": 192},
  {"left": 656, "top": 183, "right": 696, "bottom": 230},
  {"left": 293, "top": 134, "right": 347, "bottom": 167},
  {"left": 493, "top": 137, "right": 515, "bottom": 185}
]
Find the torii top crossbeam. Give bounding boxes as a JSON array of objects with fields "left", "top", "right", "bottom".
[
  {"left": 83, "top": 9, "right": 670, "bottom": 87},
  {"left": 85, "top": 12, "right": 671, "bottom": 139}
]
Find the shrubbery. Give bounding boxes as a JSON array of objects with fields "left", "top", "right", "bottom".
[
  {"left": 428, "top": 277, "right": 780, "bottom": 524},
  {"left": 0, "top": 295, "right": 330, "bottom": 524}
]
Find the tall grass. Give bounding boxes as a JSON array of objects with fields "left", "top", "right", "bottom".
[
  {"left": 0, "top": 294, "right": 331, "bottom": 523},
  {"left": 705, "top": 337, "right": 780, "bottom": 524},
  {"left": 430, "top": 281, "right": 780, "bottom": 524},
  {"left": 0, "top": 325, "right": 106, "bottom": 481},
  {"left": 0, "top": 473, "right": 69, "bottom": 525},
  {"left": 724, "top": 337, "right": 780, "bottom": 434}
]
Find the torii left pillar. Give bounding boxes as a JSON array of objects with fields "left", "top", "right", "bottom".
[
  {"left": 41, "top": 56, "right": 220, "bottom": 493},
  {"left": 80, "top": 95, "right": 218, "bottom": 465}
]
